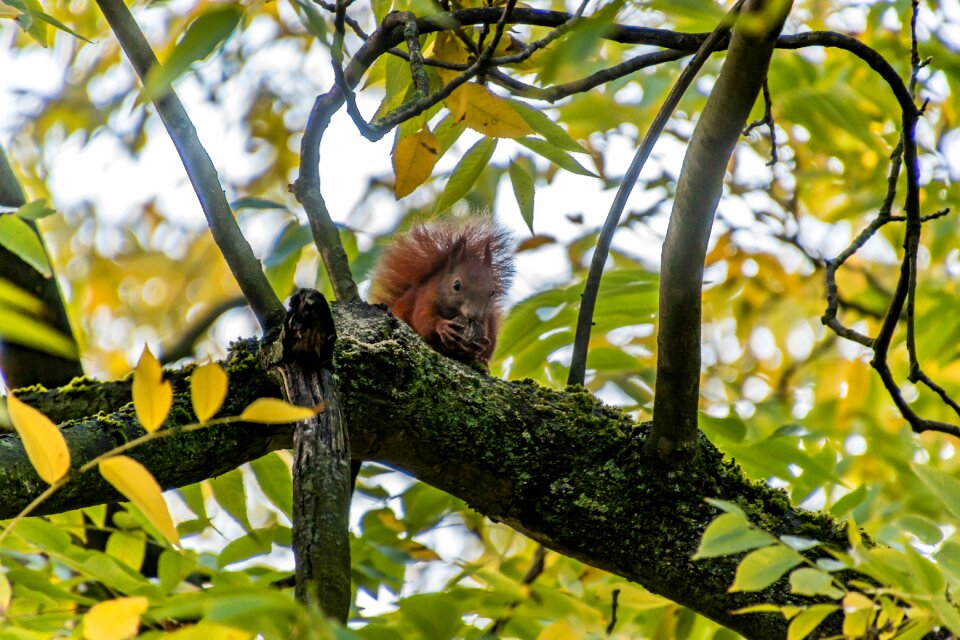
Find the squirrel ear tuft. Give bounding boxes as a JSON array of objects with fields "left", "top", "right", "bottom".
[{"left": 448, "top": 236, "right": 468, "bottom": 271}]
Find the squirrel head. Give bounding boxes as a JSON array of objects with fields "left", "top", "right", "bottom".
[{"left": 435, "top": 235, "right": 498, "bottom": 322}]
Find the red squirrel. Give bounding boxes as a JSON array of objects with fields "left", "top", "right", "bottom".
[{"left": 369, "top": 219, "right": 514, "bottom": 364}]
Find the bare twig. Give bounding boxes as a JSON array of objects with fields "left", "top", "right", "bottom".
[{"left": 743, "top": 79, "right": 778, "bottom": 165}]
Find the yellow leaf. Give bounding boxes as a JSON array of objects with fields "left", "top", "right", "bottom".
[
  {"left": 83, "top": 596, "right": 149, "bottom": 640},
  {"left": 99, "top": 456, "right": 180, "bottom": 545},
  {"left": 0, "top": 571, "right": 10, "bottom": 614},
  {"left": 445, "top": 84, "right": 534, "bottom": 138},
  {"left": 431, "top": 32, "right": 468, "bottom": 84},
  {"left": 190, "top": 362, "right": 228, "bottom": 423},
  {"left": 536, "top": 620, "right": 579, "bottom": 640},
  {"left": 240, "top": 398, "right": 318, "bottom": 424},
  {"left": 0, "top": 5, "right": 21, "bottom": 18},
  {"left": 133, "top": 346, "right": 172, "bottom": 432},
  {"left": 393, "top": 128, "right": 441, "bottom": 199},
  {"left": 6, "top": 392, "right": 70, "bottom": 484}
]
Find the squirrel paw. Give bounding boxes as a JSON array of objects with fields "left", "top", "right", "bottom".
[{"left": 437, "top": 318, "right": 485, "bottom": 357}]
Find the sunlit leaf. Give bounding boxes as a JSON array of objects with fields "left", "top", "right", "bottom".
[
  {"left": 209, "top": 468, "right": 253, "bottom": 533},
  {"left": 0, "top": 571, "right": 10, "bottom": 613},
  {"left": 99, "top": 455, "right": 179, "bottom": 545},
  {"left": 516, "top": 137, "right": 596, "bottom": 177},
  {"left": 536, "top": 620, "right": 580, "bottom": 640},
  {"left": 693, "top": 512, "right": 775, "bottom": 559},
  {"left": 133, "top": 346, "right": 172, "bottom": 432},
  {"left": 240, "top": 398, "right": 317, "bottom": 424},
  {"left": 789, "top": 568, "right": 840, "bottom": 597},
  {"left": 6, "top": 392, "right": 70, "bottom": 484},
  {"left": 82, "top": 596, "right": 149, "bottom": 640},
  {"left": 729, "top": 545, "right": 803, "bottom": 592},
  {"left": 510, "top": 100, "right": 588, "bottom": 153},
  {"left": 508, "top": 159, "right": 535, "bottom": 233},
  {"left": 140, "top": 5, "right": 243, "bottom": 101},
  {"left": 250, "top": 452, "right": 293, "bottom": 519},
  {"left": 0, "top": 213, "right": 51, "bottom": 277},
  {"left": 786, "top": 604, "right": 838, "bottom": 640},
  {"left": 434, "top": 137, "right": 497, "bottom": 213},
  {"left": 393, "top": 127, "right": 441, "bottom": 199},
  {"left": 446, "top": 84, "right": 533, "bottom": 138},
  {"left": 15, "top": 199, "right": 56, "bottom": 220},
  {"left": 191, "top": 362, "right": 228, "bottom": 424}
]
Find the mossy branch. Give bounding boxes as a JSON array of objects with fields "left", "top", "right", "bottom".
[{"left": 3, "top": 304, "right": 880, "bottom": 638}]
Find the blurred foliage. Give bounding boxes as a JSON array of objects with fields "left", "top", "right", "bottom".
[{"left": 0, "top": 0, "right": 959, "bottom": 636}]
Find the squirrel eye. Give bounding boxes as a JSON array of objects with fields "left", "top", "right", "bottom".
[{"left": 453, "top": 280, "right": 462, "bottom": 292}]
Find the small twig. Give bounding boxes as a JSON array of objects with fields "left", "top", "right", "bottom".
[
  {"left": 485, "top": 544, "right": 547, "bottom": 637},
  {"left": 160, "top": 296, "right": 247, "bottom": 364},
  {"left": 743, "top": 79, "right": 778, "bottom": 165},
  {"left": 606, "top": 588, "right": 621, "bottom": 636},
  {"left": 568, "top": 0, "right": 746, "bottom": 387}
]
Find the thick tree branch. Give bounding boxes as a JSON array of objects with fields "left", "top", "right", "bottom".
[
  {"left": 6, "top": 304, "right": 874, "bottom": 638},
  {"left": 568, "top": 0, "right": 744, "bottom": 388},
  {"left": 650, "top": 0, "right": 791, "bottom": 457},
  {"left": 95, "top": 0, "right": 286, "bottom": 333}
]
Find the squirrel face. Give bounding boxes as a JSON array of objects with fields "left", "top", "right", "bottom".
[{"left": 435, "top": 239, "right": 497, "bottom": 322}]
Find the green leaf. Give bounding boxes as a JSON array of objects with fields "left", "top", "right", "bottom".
[
  {"left": 209, "top": 468, "right": 253, "bottom": 533},
  {"left": 0, "top": 213, "right": 51, "bottom": 277},
  {"left": 829, "top": 483, "right": 866, "bottom": 518},
  {"left": 912, "top": 463, "right": 960, "bottom": 520},
  {"left": 704, "top": 498, "right": 746, "bottom": 516},
  {"left": 250, "top": 452, "right": 293, "bottom": 520},
  {"left": 23, "top": 8, "right": 92, "bottom": 43},
  {"left": 210, "top": 469, "right": 253, "bottom": 533},
  {"left": 434, "top": 137, "right": 497, "bottom": 213},
  {"left": 15, "top": 199, "right": 56, "bottom": 220},
  {"left": 433, "top": 114, "right": 466, "bottom": 157},
  {"left": 400, "top": 593, "right": 464, "bottom": 639},
  {"left": 508, "top": 159, "right": 535, "bottom": 233},
  {"left": 12, "top": 0, "right": 47, "bottom": 46},
  {"left": 730, "top": 545, "right": 803, "bottom": 592},
  {"left": 516, "top": 137, "right": 596, "bottom": 177},
  {"left": 12, "top": 517, "right": 72, "bottom": 552},
  {"left": 509, "top": 101, "right": 588, "bottom": 154},
  {"left": 693, "top": 512, "right": 775, "bottom": 559},
  {"left": 699, "top": 414, "right": 747, "bottom": 443},
  {"left": 177, "top": 482, "right": 208, "bottom": 521},
  {"left": 0, "top": 305, "right": 77, "bottom": 358},
  {"left": 140, "top": 5, "right": 243, "bottom": 101},
  {"left": 789, "top": 568, "right": 839, "bottom": 597},
  {"left": 218, "top": 528, "right": 274, "bottom": 568},
  {"left": 230, "top": 197, "right": 288, "bottom": 212},
  {"left": 895, "top": 514, "right": 944, "bottom": 545},
  {"left": 158, "top": 549, "right": 196, "bottom": 594},
  {"left": 786, "top": 604, "right": 838, "bottom": 640},
  {"left": 934, "top": 537, "right": 960, "bottom": 581},
  {"left": 105, "top": 531, "right": 146, "bottom": 571}
]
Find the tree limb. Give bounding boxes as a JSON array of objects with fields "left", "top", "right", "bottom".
[
  {"left": 650, "top": 0, "right": 791, "bottom": 457},
  {"left": 94, "top": 0, "right": 286, "bottom": 333},
  {"left": 6, "top": 303, "right": 873, "bottom": 638}
]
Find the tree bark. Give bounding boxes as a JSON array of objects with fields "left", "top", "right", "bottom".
[
  {"left": 650, "top": 0, "right": 792, "bottom": 456},
  {"left": 4, "top": 302, "right": 867, "bottom": 638}
]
